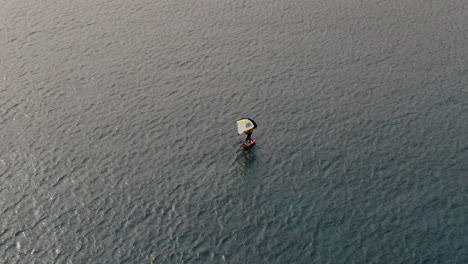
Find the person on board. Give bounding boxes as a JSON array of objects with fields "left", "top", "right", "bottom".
[{"left": 245, "top": 130, "right": 253, "bottom": 144}]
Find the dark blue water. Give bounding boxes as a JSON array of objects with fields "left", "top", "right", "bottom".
[{"left": 1, "top": 0, "right": 467, "bottom": 263}]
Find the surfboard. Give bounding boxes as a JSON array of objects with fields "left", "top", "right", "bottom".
[{"left": 242, "top": 138, "right": 256, "bottom": 149}]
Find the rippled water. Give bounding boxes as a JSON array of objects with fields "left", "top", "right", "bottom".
[{"left": 1, "top": 0, "right": 467, "bottom": 263}]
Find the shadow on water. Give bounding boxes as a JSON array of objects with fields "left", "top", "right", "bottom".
[{"left": 231, "top": 142, "right": 258, "bottom": 183}]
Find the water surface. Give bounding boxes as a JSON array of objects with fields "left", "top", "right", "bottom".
[{"left": 1, "top": 0, "right": 467, "bottom": 263}]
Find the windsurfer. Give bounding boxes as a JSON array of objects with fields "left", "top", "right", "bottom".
[{"left": 237, "top": 118, "right": 257, "bottom": 148}]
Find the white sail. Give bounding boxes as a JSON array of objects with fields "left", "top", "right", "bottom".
[{"left": 236, "top": 118, "right": 256, "bottom": 135}]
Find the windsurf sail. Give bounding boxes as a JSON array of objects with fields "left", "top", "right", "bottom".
[{"left": 236, "top": 118, "right": 257, "bottom": 135}]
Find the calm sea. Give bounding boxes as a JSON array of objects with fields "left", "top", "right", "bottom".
[{"left": 1, "top": 0, "right": 467, "bottom": 263}]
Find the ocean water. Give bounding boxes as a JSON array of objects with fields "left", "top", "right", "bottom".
[{"left": 1, "top": 0, "right": 467, "bottom": 263}]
